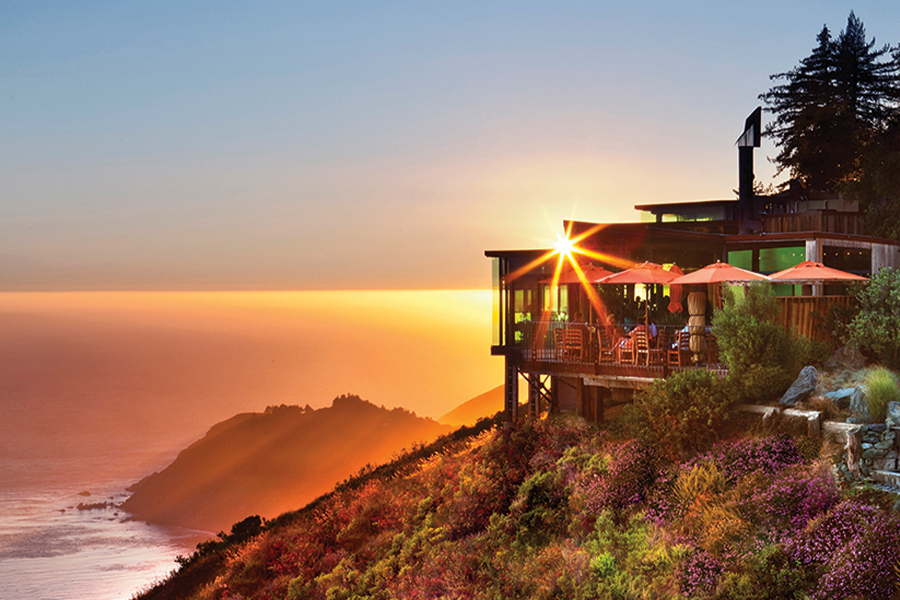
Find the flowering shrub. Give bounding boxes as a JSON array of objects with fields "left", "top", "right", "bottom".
[
  {"left": 738, "top": 467, "right": 839, "bottom": 534},
  {"left": 140, "top": 416, "right": 900, "bottom": 600},
  {"left": 578, "top": 439, "right": 659, "bottom": 515},
  {"left": 788, "top": 499, "right": 900, "bottom": 599},
  {"left": 677, "top": 548, "right": 723, "bottom": 597},
  {"left": 693, "top": 434, "right": 803, "bottom": 482}
]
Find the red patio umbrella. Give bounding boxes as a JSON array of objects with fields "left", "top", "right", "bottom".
[
  {"left": 767, "top": 260, "right": 868, "bottom": 283},
  {"left": 598, "top": 262, "right": 681, "bottom": 327},
  {"left": 597, "top": 261, "right": 681, "bottom": 285},
  {"left": 668, "top": 260, "right": 768, "bottom": 285}
]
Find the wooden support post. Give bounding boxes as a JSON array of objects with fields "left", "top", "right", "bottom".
[
  {"left": 549, "top": 376, "right": 559, "bottom": 414},
  {"left": 596, "top": 387, "right": 607, "bottom": 424},
  {"left": 576, "top": 379, "right": 587, "bottom": 419},
  {"left": 528, "top": 375, "right": 541, "bottom": 418},
  {"left": 504, "top": 356, "right": 519, "bottom": 423}
]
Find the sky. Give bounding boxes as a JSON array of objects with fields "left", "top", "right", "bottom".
[{"left": 4, "top": 1, "right": 900, "bottom": 291}]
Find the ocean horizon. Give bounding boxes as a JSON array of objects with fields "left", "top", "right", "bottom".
[{"left": 0, "top": 290, "right": 499, "bottom": 599}]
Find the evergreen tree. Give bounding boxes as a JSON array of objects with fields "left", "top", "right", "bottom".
[{"left": 760, "top": 12, "right": 900, "bottom": 191}]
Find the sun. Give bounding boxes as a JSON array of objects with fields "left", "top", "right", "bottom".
[{"left": 552, "top": 232, "right": 576, "bottom": 262}]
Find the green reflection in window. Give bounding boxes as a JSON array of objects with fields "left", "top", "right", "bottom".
[
  {"left": 727, "top": 250, "right": 753, "bottom": 270},
  {"left": 759, "top": 246, "right": 804, "bottom": 272}
]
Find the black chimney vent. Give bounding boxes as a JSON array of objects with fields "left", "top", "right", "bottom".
[{"left": 737, "top": 107, "right": 761, "bottom": 233}]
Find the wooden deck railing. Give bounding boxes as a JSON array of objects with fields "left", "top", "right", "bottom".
[{"left": 517, "top": 321, "right": 725, "bottom": 379}]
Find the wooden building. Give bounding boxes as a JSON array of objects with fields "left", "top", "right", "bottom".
[{"left": 486, "top": 109, "right": 900, "bottom": 423}]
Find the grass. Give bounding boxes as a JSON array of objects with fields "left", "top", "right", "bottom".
[{"left": 865, "top": 366, "right": 900, "bottom": 422}]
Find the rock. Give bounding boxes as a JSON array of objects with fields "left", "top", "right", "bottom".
[
  {"left": 824, "top": 344, "right": 866, "bottom": 371},
  {"left": 849, "top": 386, "right": 873, "bottom": 423},
  {"left": 869, "top": 423, "right": 887, "bottom": 433},
  {"left": 886, "top": 402, "right": 900, "bottom": 429},
  {"left": 779, "top": 366, "right": 818, "bottom": 407},
  {"left": 824, "top": 388, "right": 855, "bottom": 409},
  {"left": 863, "top": 447, "right": 888, "bottom": 460}
]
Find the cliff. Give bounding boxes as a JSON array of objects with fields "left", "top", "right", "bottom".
[{"left": 122, "top": 395, "right": 451, "bottom": 532}]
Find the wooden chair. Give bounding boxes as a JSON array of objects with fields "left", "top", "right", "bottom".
[
  {"left": 596, "top": 326, "right": 617, "bottom": 363},
  {"left": 648, "top": 330, "right": 666, "bottom": 365},
  {"left": 616, "top": 332, "right": 635, "bottom": 364},
  {"left": 633, "top": 326, "right": 650, "bottom": 366},
  {"left": 554, "top": 326, "right": 584, "bottom": 361},
  {"left": 667, "top": 330, "right": 691, "bottom": 367}
]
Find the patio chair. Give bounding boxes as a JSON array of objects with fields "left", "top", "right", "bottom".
[
  {"left": 633, "top": 326, "right": 650, "bottom": 366},
  {"left": 596, "top": 326, "right": 617, "bottom": 363},
  {"left": 554, "top": 326, "right": 584, "bottom": 361},
  {"left": 616, "top": 333, "right": 635, "bottom": 364},
  {"left": 648, "top": 330, "right": 666, "bottom": 365},
  {"left": 667, "top": 330, "right": 691, "bottom": 367}
]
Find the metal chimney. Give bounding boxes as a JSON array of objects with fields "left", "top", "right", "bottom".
[{"left": 737, "top": 107, "right": 761, "bottom": 234}]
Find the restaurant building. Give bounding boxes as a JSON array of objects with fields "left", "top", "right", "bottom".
[{"left": 486, "top": 109, "right": 900, "bottom": 422}]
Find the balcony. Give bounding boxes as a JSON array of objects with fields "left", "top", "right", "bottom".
[{"left": 511, "top": 321, "right": 727, "bottom": 381}]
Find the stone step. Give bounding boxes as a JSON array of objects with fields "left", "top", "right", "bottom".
[{"left": 872, "top": 470, "right": 900, "bottom": 487}]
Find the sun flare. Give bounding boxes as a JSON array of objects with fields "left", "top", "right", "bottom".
[{"left": 552, "top": 232, "right": 576, "bottom": 262}]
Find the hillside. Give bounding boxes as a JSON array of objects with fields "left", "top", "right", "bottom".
[
  {"left": 137, "top": 413, "right": 900, "bottom": 600},
  {"left": 438, "top": 384, "right": 504, "bottom": 427},
  {"left": 122, "top": 395, "right": 452, "bottom": 532}
]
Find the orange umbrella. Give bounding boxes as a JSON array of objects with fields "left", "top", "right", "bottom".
[
  {"left": 668, "top": 260, "right": 768, "bottom": 285},
  {"left": 597, "top": 261, "right": 681, "bottom": 285},
  {"left": 767, "top": 260, "right": 868, "bottom": 283},
  {"left": 540, "top": 263, "right": 614, "bottom": 284}
]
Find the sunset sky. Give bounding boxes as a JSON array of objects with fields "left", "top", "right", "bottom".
[{"left": 4, "top": 2, "right": 900, "bottom": 291}]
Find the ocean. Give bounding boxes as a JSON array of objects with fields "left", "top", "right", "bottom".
[{"left": 0, "top": 290, "right": 498, "bottom": 599}]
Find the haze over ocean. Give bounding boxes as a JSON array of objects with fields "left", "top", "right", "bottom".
[{"left": 0, "top": 289, "right": 499, "bottom": 599}]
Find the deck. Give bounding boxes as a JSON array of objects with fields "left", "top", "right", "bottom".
[{"left": 512, "top": 321, "right": 728, "bottom": 385}]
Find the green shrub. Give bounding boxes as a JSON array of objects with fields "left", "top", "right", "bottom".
[
  {"left": 794, "top": 336, "right": 832, "bottom": 367},
  {"left": 715, "top": 544, "right": 813, "bottom": 600},
  {"left": 864, "top": 366, "right": 900, "bottom": 422},
  {"left": 848, "top": 267, "right": 900, "bottom": 369},
  {"left": 712, "top": 283, "right": 798, "bottom": 402},
  {"left": 623, "top": 369, "right": 729, "bottom": 460}
]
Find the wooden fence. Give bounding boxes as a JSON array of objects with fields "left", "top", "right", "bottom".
[{"left": 776, "top": 295, "right": 853, "bottom": 342}]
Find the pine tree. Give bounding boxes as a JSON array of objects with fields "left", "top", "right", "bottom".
[{"left": 760, "top": 12, "right": 900, "bottom": 191}]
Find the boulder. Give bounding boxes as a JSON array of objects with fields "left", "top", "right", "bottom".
[
  {"left": 824, "top": 344, "right": 866, "bottom": 371},
  {"left": 779, "top": 366, "right": 818, "bottom": 407},
  {"left": 849, "top": 385, "right": 873, "bottom": 423},
  {"left": 886, "top": 401, "right": 900, "bottom": 429},
  {"left": 824, "top": 387, "right": 855, "bottom": 410}
]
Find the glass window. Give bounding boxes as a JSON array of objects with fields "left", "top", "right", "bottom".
[
  {"left": 771, "top": 283, "right": 802, "bottom": 297},
  {"left": 759, "top": 246, "right": 804, "bottom": 272},
  {"left": 823, "top": 246, "right": 870, "bottom": 274},
  {"left": 491, "top": 258, "right": 501, "bottom": 346},
  {"left": 727, "top": 250, "right": 753, "bottom": 270}
]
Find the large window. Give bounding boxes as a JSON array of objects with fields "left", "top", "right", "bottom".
[
  {"left": 759, "top": 246, "right": 804, "bottom": 272},
  {"left": 491, "top": 258, "right": 502, "bottom": 346},
  {"left": 727, "top": 249, "right": 753, "bottom": 270},
  {"left": 823, "top": 246, "right": 870, "bottom": 274}
]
